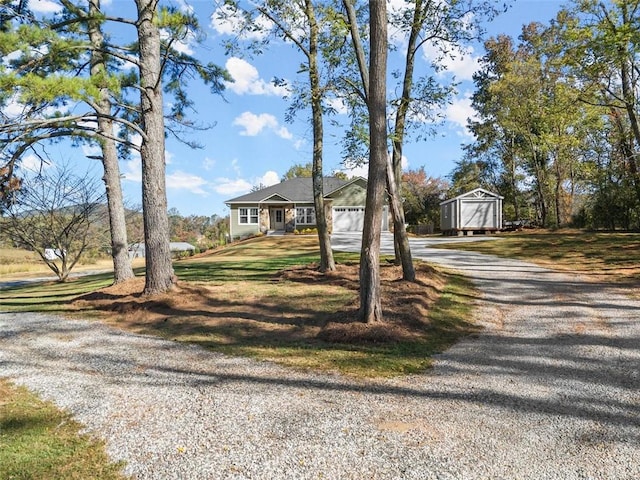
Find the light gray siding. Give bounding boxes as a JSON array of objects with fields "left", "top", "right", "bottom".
[
  {"left": 329, "top": 179, "right": 367, "bottom": 206},
  {"left": 229, "top": 205, "right": 261, "bottom": 239}
]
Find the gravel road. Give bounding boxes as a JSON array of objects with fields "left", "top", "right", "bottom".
[{"left": 1, "top": 234, "right": 638, "bottom": 479}]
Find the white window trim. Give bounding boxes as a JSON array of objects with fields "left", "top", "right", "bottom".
[
  {"left": 239, "top": 207, "right": 259, "bottom": 225},
  {"left": 296, "top": 206, "right": 315, "bottom": 225}
]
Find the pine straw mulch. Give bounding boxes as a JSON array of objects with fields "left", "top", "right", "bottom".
[{"left": 71, "top": 261, "right": 456, "bottom": 347}]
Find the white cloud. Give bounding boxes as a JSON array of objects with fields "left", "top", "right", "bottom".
[
  {"left": 212, "top": 177, "right": 252, "bottom": 196},
  {"left": 230, "top": 158, "right": 242, "bottom": 176},
  {"left": 338, "top": 162, "right": 369, "bottom": 179},
  {"left": 174, "top": 0, "right": 194, "bottom": 14},
  {"left": 293, "top": 138, "right": 307, "bottom": 151},
  {"left": 166, "top": 170, "right": 208, "bottom": 195},
  {"left": 387, "top": 0, "right": 412, "bottom": 47},
  {"left": 2, "top": 97, "right": 26, "bottom": 119},
  {"left": 400, "top": 154, "right": 409, "bottom": 171},
  {"left": 275, "top": 126, "right": 293, "bottom": 140},
  {"left": 28, "top": 0, "right": 62, "bottom": 13},
  {"left": 442, "top": 49, "right": 481, "bottom": 82},
  {"left": 130, "top": 133, "right": 143, "bottom": 149},
  {"left": 82, "top": 144, "right": 102, "bottom": 158},
  {"left": 224, "top": 57, "right": 288, "bottom": 96},
  {"left": 256, "top": 170, "right": 279, "bottom": 187},
  {"left": 122, "top": 156, "right": 142, "bottom": 183},
  {"left": 19, "top": 154, "right": 52, "bottom": 173},
  {"left": 77, "top": 118, "right": 98, "bottom": 130},
  {"left": 211, "top": 170, "right": 278, "bottom": 197},
  {"left": 165, "top": 150, "right": 174, "bottom": 165},
  {"left": 445, "top": 91, "right": 477, "bottom": 136},
  {"left": 202, "top": 157, "right": 216, "bottom": 171},
  {"left": 160, "top": 29, "right": 196, "bottom": 56},
  {"left": 210, "top": 5, "right": 272, "bottom": 40},
  {"left": 422, "top": 43, "right": 481, "bottom": 82},
  {"left": 232, "top": 111, "right": 292, "bottom": 139},
  {"left": 3, "top": 50, "right": 21, "bottom": 65},
  {"left": 336, "top": 153, "right": 407, "bottom": 180},
  {"left": 325, "top": 97, "right": 348, "bottom": 115}
]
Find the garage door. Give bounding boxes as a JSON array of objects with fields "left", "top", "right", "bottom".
[
  {"left": 461, "top": 201, "right": 495, "bottom": 229},
  {"left": 333, "top": 207, "right": 365, "bottom": 232}
]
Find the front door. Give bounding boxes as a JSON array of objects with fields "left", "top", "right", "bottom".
[{"left": 273, "top": 208, "right": 285, "bottom": 230}]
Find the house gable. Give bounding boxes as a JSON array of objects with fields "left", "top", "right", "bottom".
[
  {"left": 261, "top": 193, "right": 290, "bottom": 203},
  {"left": 441, "top": 187, "right": 503, "bottom": 206},
  {"left": 325, "top": 177, "right": 367, "bottom": 206}
]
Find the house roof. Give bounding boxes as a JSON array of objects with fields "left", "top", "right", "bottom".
[
  {"left": 440, "top": 187, "right": 504, "bottom": 206},
  {"left": 225, "top": 176, "right": 364, "bottom": 204}
]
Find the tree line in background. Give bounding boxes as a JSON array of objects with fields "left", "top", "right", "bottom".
[
  {"left": 2, "top": 1, "right": 639, "bottom": 322},
  {"left": 454, "top": 0, "right": 640, "bottom": 231}
]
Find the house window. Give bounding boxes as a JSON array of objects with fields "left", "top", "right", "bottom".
[
  {"left": 296, "top": 207, "right": 315, "bottom": 225},
  {"left": 239, "top": 207, "right": 259, "bottom": 224}
]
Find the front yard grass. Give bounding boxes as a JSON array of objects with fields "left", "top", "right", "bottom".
[
  {"left": 0, "top": 379, "right": 126, "bottom": 480},
  {"left": 433, "top": 230, "right": 640, "bottom": 285},
  {"left": 1, "top": 235, "right": 479, "bottom": 378}
]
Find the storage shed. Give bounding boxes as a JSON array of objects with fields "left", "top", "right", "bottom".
[{"left": 440, "top": 188, "right": 503, "bottom": 235}]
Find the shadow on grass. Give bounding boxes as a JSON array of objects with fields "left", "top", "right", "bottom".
[
  {"left": 435, "top": 231, "right": 640, "bottom": 284},
  {"left": 68, "top": 262, "right": 480, "bottom": 377},
  {"left": 0, "top": 237, "right": 479, "bottom": 377}
]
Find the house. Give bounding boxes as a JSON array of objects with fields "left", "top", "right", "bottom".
[
  {"left": 128, "top": 242, "right": 196, "bottom": 259},
  {"left": 440, "top": 188, "right": 503, "bottom": 235},
  {"left": 225, "top": 176, "right": 388, "bottom": 238}
]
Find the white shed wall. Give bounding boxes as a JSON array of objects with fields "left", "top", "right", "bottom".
[{"left": 440, "top": 188, "right": 503, "bottom": 233}]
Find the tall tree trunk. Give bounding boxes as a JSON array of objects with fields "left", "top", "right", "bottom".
[
  {"left": 306, "top": 0, "right": 335, "bottom": 272},
  {"left": 610, "top": 107, "right": 640, "bottom": 207},
  {"left": 88, "top": 0, "right": 134, "bottom": 284},
  {"left": 508, "top": 138, "right": 520, "bottom": 219},
  {"left": 554, "top": 154, "right": 562, "bottom": 227},
  {"left": 388, "top": 0, "right": 423, "bottom": 280},
  {"left": 135, "top": 0, "right": 175, "bottom": 295},
  {"left": 359, "top": 0, "right": 388, "bottom": 324},
  {"left": 386, "top": 154, "right": 414, "bottom": 281},
  {"left": 529, "top": 139, "right": 548, "bottom": 226},
  {"left": 619, "top": 59, "right": 640, "bottom": 206}
]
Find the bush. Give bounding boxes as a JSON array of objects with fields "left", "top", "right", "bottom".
[{"left": 294, "top": 228, "right": 317, "bottom": 235}]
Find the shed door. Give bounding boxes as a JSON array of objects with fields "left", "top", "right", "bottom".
[
  {"left": 461, "top": 201, "right": 495, "bottom": 229},
  {"left": 333, "top": 207, "right": 365, "bottom": 232}
]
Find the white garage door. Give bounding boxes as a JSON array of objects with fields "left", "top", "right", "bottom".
[
  {"left": 333, "top": 207, "right": 365, "bottom": 232},
  {"left": 461, "top": 201, "right": 496, "bottom": 229}
]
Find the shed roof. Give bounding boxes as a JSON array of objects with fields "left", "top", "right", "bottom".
[
  {"left": 225, "top": 176, "right": 365, "bottom": 204},
  {"left": 439, "top": 187, "right": 503, "bottom": 206}
]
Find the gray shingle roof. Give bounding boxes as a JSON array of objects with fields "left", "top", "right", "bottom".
[{"left": 225, "top": 177, "right": 356, "bottom": 204}]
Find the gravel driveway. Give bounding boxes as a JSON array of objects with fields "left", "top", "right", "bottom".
[{"left": 1, "top": 233, "right": 639, "bottom": 479}]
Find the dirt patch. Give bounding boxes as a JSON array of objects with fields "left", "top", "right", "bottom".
[{"left": 72, "top": 262, "right": 448, "bottom": 346}]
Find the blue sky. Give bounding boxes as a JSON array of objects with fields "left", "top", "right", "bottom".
[{"left": 16, "top": 0, "right": 567, "bottom": 217}]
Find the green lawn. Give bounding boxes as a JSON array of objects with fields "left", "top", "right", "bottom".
[
  {"left": 432, "top": 230, "right": 640, "bottom": 284},
  {"left": 0, "top": 379, "right": 127, "bottom": 480},
  {"left": 0, "top": 236, "right": 478, "bottom": 377}
]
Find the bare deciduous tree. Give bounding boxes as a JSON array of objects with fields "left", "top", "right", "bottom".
[{"left": 1, "top": 163, "right": 107, "bottom": 281}]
